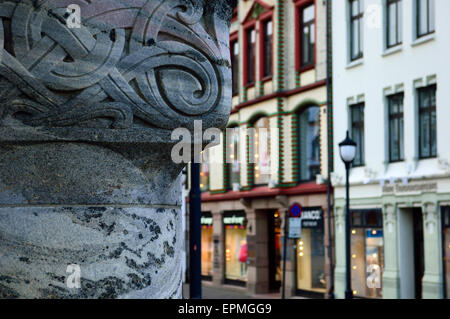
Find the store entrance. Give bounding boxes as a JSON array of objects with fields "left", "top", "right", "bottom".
[
  {"left": 412, "top": 208, "right": 424, "bottom": 299},
  {"left": 268, "top": 210, "right": 282, "bottom": 292}
]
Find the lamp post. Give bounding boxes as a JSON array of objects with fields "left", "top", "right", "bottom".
[{"left": 339, "top": 131, "right": 357, "bottom": 300}]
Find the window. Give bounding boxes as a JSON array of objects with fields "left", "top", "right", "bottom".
[
  {"left": 350, "top": 0, "right": 364, "bottom": 61},
  {"left": 351, "top": 209, "right": 384, "bottom": 299},
  {"left": 350, "top": 103, "right": 365, "bottom": 166},
  {"left": 298, "top": 106, "right": 320, "bottom": 181},
  {"left": 200, "top": 159, "right": 209, "bottom": 192},
  {"left": 418, "top": 84, "right": 437, "bottom": 159},
  {"left": 416, "top": 0, "right": 435, "bottom": 38},
  {"left": 227, "top": 127, "right": 240, "bottom": 189},
  {"left": 300, "top": 3, "right": 315, "bottom": 68},
  {"left": 245, "top": 27, "right": 256, "bottom": 86},
  {"left": 201, "top": 212, "right": 213, "bottom": 279},
  {"left": 224, "top": 211, "right": 248, "bottom": 284},
  {"left": 388, "top": 93, "right": 404, "bottom": 162},
  {"left": 443, "top": 206, "right": 450, "bottom": 299},
  {"left": 231, "top": 39, "right": 239, "bottom": 95},
  {"left": 262, "top": 19, "right": 273, "bottom": 78},
  {"left": 386, "top": 0, "right": 402, "bottom": 48},
  {"left": 251, "top": 117, "right": 271, "bottom": 185},
  {"left": 296, "top": 208, "right": 325, "bottom": 294}
]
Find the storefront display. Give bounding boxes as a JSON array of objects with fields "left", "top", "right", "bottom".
[
  {"left": 443, "top": 206, "right": 450, "bottom": 299},
  {"left": 350, "top": 209, "right": 384, "bottom": 298},
  {"left": 296, "top": 207, "right": 326, "bottom": 294},
  {"left": 224, "top": 211, "right": 247, "bottom": 283},
  {"left": 201, "top": 212, "right": 213, "bottom": 279}
]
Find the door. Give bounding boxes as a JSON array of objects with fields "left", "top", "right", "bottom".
[
  {"left": 268, "top": 211, "right": 282, "bottom": 292},
  {"left": 413, "top": 208, "right": 424, "bottom": 299}
]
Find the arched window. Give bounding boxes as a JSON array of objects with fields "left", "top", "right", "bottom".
[
  {"left": 252, "top": 117, "right": 271, "bottom": 185},
  {"left": 226, "top": 126, "right": 240, "bottom": 190},
  {"left": 298, "top": 106, "right": 320, "bottom": 182}
]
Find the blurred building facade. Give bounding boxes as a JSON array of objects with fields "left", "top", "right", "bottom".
[
  {"left": 332, "top": 0, "right": 450, "bottom": 299},
  {"left": 190, "top": 0, "right": 332, "bottom": 298}
]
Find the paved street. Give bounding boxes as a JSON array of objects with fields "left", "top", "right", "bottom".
[{"left": 182, "top": 283, "right": 304, "bottom": 299}]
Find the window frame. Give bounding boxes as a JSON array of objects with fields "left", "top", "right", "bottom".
[
  {"left": 225, "top": 125, "right": 241, "bottom": 190},
  {"left": 416, "top": 0, "right": 435, "bottom": 39},
  {"left": 418, "top": 84, "right": 437, "bottom": 159},
  {"left": 295, "top": 0, "right": 316, "bottom": 72},
  {"left": 349, "top": 0, "right": 364, "bottom": 62},
  {"left": 259, "top": 11, "right": 274, "bottom": 82},
  {"left": 441, "top": 206, "right": 450, "bottom": 299},
  {"left": 243, "top": 22, "right": 257, "bottom": 88},
  {"left": 297, "top": 106, "right": 321, "bottom": 183},
  {"left": 350, "top": 102, "right": 365, "bottom": 167},
  {"left": 386, "top": 0, "right": 402, "bottom": 48},
  {"left": 250, "top": 116, "right": 271, "bottom": 186},
  {"left": 230, "top": 32, "right": 239, "bottom": 97},
  {"left": 387, "top": 93, "right": 405, "bottom": 163}
]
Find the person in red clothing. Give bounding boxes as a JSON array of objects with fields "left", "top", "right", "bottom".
[{"left": 238, "top": 240, "right": 247, "bottom": 277}]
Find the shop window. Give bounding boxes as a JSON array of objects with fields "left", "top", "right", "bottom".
[
  {"left": 349, "top": 0, "right": 364, "bottom": 61},
  {"left": 224, "top": 212, "right": 248, "bottom": 284},
  {"left": 201, "top": 212, "right": 213, "bottom": 279},
  {"left": 227, "top": 127, "right": 240, "bottom": 190},
  {"left": 231, "top": 39, "right": 239, "bottom": 95},
  {"left": 298, "top": 106, "right": 320, "bottom": 182},
  {"left": 350, "top": 103, "right": 365, "bottom": 166},
  {"left": 388, "top": 93, "right": 404, "bottom": 162},
  {"left": 443, "top": 206, "right": 450, "bottom": 299},
  {"left": 350, "top": 209, "right": 384, "bottom": 299},
  {"left": 296, "top": 208, "right": 326, "bottom": 294},
  {"left": 418, "top": 84, "right": 437, "bottom": 159},
  {"left": 416, "top": 0, "right": 435, "bottom": 39},
  {"left": 386, "top": 0, "right": 402, "bottom": 48},
  {"left": 251, "top": 117, "right": 271, "bottom": 185}
]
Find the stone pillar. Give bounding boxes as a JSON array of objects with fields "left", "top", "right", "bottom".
[
  {"left": 0, "top": 0, "right": 232, "bottom": 299},
  {"left": 282, "top": 211, "right": 296, "bottom": 298},
  {"left": 246, "top": 209, "right": 270, "bottom": 294},
  {"left": 381, "top": 203, "right": 400, "bottom": 299},
  {"left": 422, "top": 202, "right": 444, "bottom": 299}
]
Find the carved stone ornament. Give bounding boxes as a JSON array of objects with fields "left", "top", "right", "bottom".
[
  {"left": 0, "top": 0, "right": 232, "bottom": 131},
  {"left": 0, "top": 0, "right": 233, "bottom": 299}
]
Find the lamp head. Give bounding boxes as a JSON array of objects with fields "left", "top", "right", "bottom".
[{"left": 339, "top": 131, "right": 357, "bottom": 164}]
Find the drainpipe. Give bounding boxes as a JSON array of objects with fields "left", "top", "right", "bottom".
[{"left": 326, "top": 0, "right": 335, "bottom": 299}]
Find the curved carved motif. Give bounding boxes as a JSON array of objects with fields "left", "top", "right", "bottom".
[{"left": 0, "top": 0, "right": 232, "bottom": 130}]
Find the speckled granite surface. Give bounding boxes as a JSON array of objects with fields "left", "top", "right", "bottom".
[{"left": 0, "top": 0, "right": 232, "bottom": 299}]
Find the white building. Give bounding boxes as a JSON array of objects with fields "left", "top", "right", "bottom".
[{"left": 332, "top": 0, "right": 450, "bottom": 299}]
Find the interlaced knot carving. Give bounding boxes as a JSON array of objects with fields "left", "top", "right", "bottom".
[{"left": 0, "top": 0, "right": 231, "bottom": 129}]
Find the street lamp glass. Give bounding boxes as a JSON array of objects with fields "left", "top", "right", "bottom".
[
  {"left": 340, "top": 145, "right": 356, "bottom": 163},
  {"left": 339, "top": 131, "right": 357, "bottom": 164}
]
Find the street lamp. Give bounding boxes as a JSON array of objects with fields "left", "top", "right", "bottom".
[{"left": 339, "top": 131, "right": 357, "bottom": 300}]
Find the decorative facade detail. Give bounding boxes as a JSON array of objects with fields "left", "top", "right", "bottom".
[
  {"left": 383, "top": 204, "right": 396, "bottom": 233},
  {"left": 0, "top": 0, "right": 232, "bottom": 130}
]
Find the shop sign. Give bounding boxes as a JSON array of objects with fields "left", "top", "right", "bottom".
[
  {"left": 201, "top": 216, "right": 213, "bottom": 225},
  {"left": 382, "top": 182, "right": 437, "bottom": 194},
  {"left": 301, "top": 208, "right": 323, "bottom": 229},
  {"left": 223, "top": 215, "right": 245, "bottom": 226}
]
